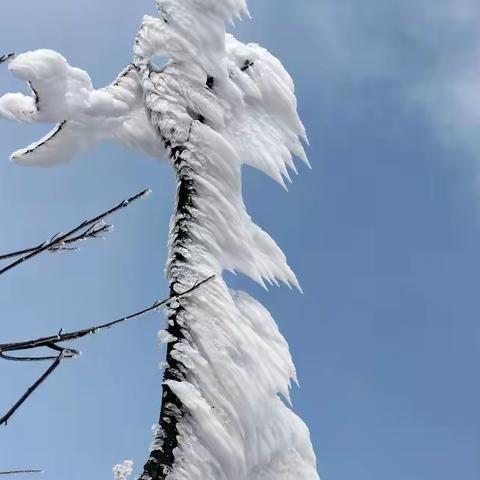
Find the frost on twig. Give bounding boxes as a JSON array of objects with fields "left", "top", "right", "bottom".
[
  {"left": 0, "top": 221, "right": 113, "bottom": 261},
  {"left": 0, "top": 188, "right": 151, "bottom": 275}
]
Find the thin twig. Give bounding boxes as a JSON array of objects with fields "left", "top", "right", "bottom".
[
  {"left": 0, "top": 275, "right": 215, "bottom": 426},
  {"left": 0, "top": 223, "right": 112, "bottom": 260},
  {"left": 0, "top": 189, "right": 151, "bottom": 276},
  {"left": 0, "top": 53, "right": 16, "bottom": 65},
  {"left": 0, "top": 351, "right": 65, "bottom": 426},
  {"left": 0, "top": 275, "right": 214, "bottom": 357},
  {"left": 0, "top": 471, "right": 43, "bottom": 476},
  {"left": 0, "top": 243, "right": 44, "bottom": 261},
  {"left": 0, "top": 347, "right": 79, "bottom": 362}
]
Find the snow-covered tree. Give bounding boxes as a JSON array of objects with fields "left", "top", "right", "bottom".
[{"left": 0, "top": 1, "right": 318, "bottom": 478}]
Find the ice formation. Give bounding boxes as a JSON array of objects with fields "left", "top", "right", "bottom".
[
  {"left": 0, "top": 53, "right": 162, "bottom": 164},
  {"left": 0, "top": 0, "right": 319, "bottom": 479}
]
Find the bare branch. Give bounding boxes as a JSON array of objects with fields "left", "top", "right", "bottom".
[
  {"left": 0, "top": 243, "right": 45, "bottom": 261},
  {"left": 0, "top": 275, "right": 214, "bottom": 357},
  {"left": 0, "top": 351, "right": 66, "bottom": 426},
  {"left": 0, "top": 275, "right": 215, "bottom": 426},
  {"left": 0, "top": 346, "right": 79, "bottom": 362},
  {"left": 0, "top": 471, "right": 43, "bottom": 476},
  {"left": 0, "top": 223, "right": 113, "bottom": 260},
  {"left": 0, "top": 53, "right": 16, "bottom": 65},
  {"left": 0, "top": 189, "right": 151, "bottom": 276}
]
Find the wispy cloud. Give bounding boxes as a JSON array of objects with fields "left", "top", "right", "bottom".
[{"left": 295, "top": 0, "right": 480, "bottom": 159}]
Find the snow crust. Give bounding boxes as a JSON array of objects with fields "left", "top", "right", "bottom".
[{"left": 0, "top": 1, "right": 319, "bottom": 478}]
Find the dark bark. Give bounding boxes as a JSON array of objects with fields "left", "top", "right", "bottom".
[
  {"left": 140, "top": 138, "right": 199, "bottom": 480},
  {"left": 0, "top": 471, "right": 43, "bottom": 476}
]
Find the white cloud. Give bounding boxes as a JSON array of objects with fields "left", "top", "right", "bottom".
[{"left": 298, "top": 0, "right": 480, "bottom": 158}]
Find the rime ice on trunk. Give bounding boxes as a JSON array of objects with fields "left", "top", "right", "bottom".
[
  {"left": 133, "top": 4, "right": 319, "bottom": 477},
  {"left": 139, "top": 97, "right": 206, "bottom": 477}
]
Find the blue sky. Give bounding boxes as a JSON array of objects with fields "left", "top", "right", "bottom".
[{"left": 1, "top": 1, "right": 480, "bottom": 479}]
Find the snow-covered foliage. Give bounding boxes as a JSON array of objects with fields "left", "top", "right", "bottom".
[{"left": 0, "top": 0, "right": 318, "bottom": 479}]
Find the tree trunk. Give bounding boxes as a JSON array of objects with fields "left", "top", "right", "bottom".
[{"left": 138, "top": 66, "right": 210, "bottom": 478}]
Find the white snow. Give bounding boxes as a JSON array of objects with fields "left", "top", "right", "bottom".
[
  {"left": 112, "top": 460, "right": 134, "bottom": 480},
  {"left": 0, "top": 0, "right": 319, "bottom": 478},
  {"left": 0, "top": 59, "right": 162, "bottom": 165},
  {"left": 163, "top": 286, "right": 318, "bottom": 479}
]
